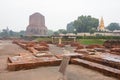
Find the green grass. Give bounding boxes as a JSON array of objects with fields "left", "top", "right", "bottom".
[
  {"left": 78, "top": 39, "right": 105, "bottom": 45},
  {"left": 35, "top": 38, "right": 105, "bottom": 45},
  {"left": 36, "top": 37, "right": 52, "bottom": 42}
]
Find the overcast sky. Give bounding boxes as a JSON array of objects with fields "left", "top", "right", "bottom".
[{"left": 0, "top": 0, "right": 119, "bottom": 31}]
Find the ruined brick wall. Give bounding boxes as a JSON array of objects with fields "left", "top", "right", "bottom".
[{"left": 103, "top": 40, "right": 120, "bottom": 48}]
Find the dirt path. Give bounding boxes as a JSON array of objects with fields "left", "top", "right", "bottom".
[
  {"left": 0, "top": 65, "right": 117, "bottom": 80},
  {"left": 0, "top": 40, "right": 30, "bottom": 72},
  {"left": 0, "top": 40, "right": 118, "bottom": 80}
]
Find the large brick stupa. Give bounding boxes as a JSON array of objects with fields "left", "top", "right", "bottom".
[{"left": 25, "top": 12, "right": 47, "bottom": 36}]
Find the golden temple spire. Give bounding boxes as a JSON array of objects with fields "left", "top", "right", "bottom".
[{"left": 98, "top": 17, "right": 105, "bottom": 31}]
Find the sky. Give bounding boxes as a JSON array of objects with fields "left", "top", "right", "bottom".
[{"left": 0, "top": 0, "right": 120, "bottom": 31}]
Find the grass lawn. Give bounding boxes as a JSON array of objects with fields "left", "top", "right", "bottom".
[
  {"left": 78, "top": 39, "right": 105, "bottom": 45},
  {"left": 35, "top": 38, "right": 105, "bottom": 45},
  {"left": 36, "top": 37, "right": 52, "bottom": 42}
]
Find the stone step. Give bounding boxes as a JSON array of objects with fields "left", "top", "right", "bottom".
[{"left": 71, "top": 58, "right": 120, "bottom": 79}]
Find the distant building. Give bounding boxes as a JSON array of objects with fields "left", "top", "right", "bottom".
[
  {"left": 113, "top": 30, "right": 120, "bottom": 36},
  {"left": 25, "top": 12, "right": 47, "bottom": 36},
  {"left": 97, "top": 17, "right": 105, "bottom": 31}
]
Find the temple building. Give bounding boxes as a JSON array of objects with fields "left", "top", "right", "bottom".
[
  {"left": 97, "top": 17, "right": 105, "bottom": 31},
  {"left": 25, "top": 12, "right": 47, "bottom": 36}
]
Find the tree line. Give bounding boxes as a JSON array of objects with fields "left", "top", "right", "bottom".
[
  {"left": 67, "top": 15, "right": 120, "bottom": 33},
  {"left": 53, "top": 15, "right": 120, "bottom": 35},
  {"left": 0, "top": 27, "right": 25, "bottom": 38},
  {"left": 0, "top": 15, "right": 120, "bottom": 37}
]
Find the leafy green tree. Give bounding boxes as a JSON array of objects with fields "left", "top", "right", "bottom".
[
  {"left": 0, "top": 28, "right": 25, "bottom": 38},
  {"left": 53, "top": 31, "right": 59, "bottom": 36},
  {"left": 67, "top": 22, "right": 75, "bottom": 33},
  {"left": 107, "top": 23, "right": 120, "bottom": 31},
  {"left": 19, "top": 30, "right": 25, "bottom": 37},
  {"left": 19, "top": 30, "right": 25, "bottom": 35},
  {"left": 0, "top": 28, "right": 9, "bottom": 37},
  {"left": 47, "top": 30, "right": 54, "bottom": 36},
  {"left": 58, "top": 29, "right": 67, "bottom": 34},
  {"left": 73, "top": 15, "right": 99, "bottom": 33},
  {"left": 9, "top": 30, "right": 14, "bottom": 36},
  {"left": 89, "top": 28, "right": 96, "bottom": 35}
]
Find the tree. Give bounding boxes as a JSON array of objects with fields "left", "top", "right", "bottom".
[
  {"left": 47, "top": 30, "right": 54, "bottom": 36},
  {"left": 107, "top": 23, "right": 120, "bottom": 31},
  {"left": 0, "top": 28, "right": 25, "bottom": 38},
  {"left": 53, "top": 31, "right": 59, "bottom": 36},
  {"left": 89, "top": 28, "right": 96, "bottom": 35},
  {"left": 73, "top": 15, "right": 99, "bottom": 33},
  {"left": 9, "top": 30, "right": 14, "bottom": 36},
  {"left": 0, "top": 27, "right": 10, "bottom": 37},
  {"left": 58, "top": 29, "right": 67, "bottom": 34},
  {"left": 67, "top": 22, "right": 75, "bottom": 33},
  {"left": 19, "top": 30, "right": 25, "bottom": 37},
  {"left": 19, "top": 30, "right": 25, "bottom": 35}
]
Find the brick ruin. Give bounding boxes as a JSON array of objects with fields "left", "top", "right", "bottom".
[
  {"left": 103, "top": 40, "right": 120, "bottom": 55},
  {"left": 7, "top": 40, "right": 120, "bottom": 79}
]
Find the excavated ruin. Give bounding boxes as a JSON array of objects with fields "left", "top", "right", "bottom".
[
  {"left": 103, "top": 40, "right": 120, "bottom": 55},
  {"left": 8, "top": 40, "right": 120, "bottom": 79}
]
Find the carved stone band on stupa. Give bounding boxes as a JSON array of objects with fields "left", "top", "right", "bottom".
[{"left": 25, "top": 12, "right": 47, "bottom": 36}]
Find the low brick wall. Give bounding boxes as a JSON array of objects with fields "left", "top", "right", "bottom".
[
  {"left": 8, "top": 58, "right": 61, "bottom": 71},
  {"left": 77, "top": 54, "right": 120, "bottom": 70},
  {"left": 71, "top": 58, "right": 120, "bottom": 79}
]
